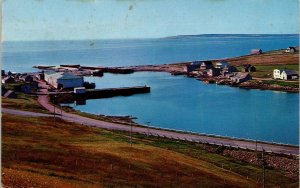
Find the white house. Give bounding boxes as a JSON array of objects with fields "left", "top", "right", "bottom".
[
  {"left": 273, "top": 69, "right": 282, "bottom": 79},
  {"left": 44, "top": 71, "right": 84, "bottom": 89},
  {"left": 273, "top": 69, "right": 299, "bottom": 80}
]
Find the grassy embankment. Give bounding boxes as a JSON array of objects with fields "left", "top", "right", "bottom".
[
  {"left": 2, "top": 114, "right": 298, "bottom": 188},
  {"left": 2, "top": 93, "right": 49, "bottom": 113}
]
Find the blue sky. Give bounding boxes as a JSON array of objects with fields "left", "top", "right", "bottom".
[{"left": 2, "top": 0, "right": 299, "bottom": 41}]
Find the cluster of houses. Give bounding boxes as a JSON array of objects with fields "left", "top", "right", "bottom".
[
  {"left": 184, "top": 47, "right": 298, "bottom": 84},
  {"left": 1, "top": 71, "right": 39, "bottom": 98},
  {"left": 184, "top": 60, "right": 254, "bottom": 84}
]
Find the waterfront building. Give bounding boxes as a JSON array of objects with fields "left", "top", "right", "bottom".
[
  {"left": 273, "top": 69, "right": 299, "bottom": 80},
  {"left": 185, "top": 61, "right": 202, "bottom": 72},
  {"left": 44, "top": 71, "right": 84, "bottom": 89},
  {"left": 251, "top": 49, "right": 262, "bottom": 55}
]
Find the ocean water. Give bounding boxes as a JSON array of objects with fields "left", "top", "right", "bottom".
[
  {"left": 2, "top": 35, "right": 299, "bottom": 144},
  {"left": 2, "top": 34, "right": 299, "bottom": 73},
  {"left": 79, "top": 72, "right": 299, "bottom": 145}
]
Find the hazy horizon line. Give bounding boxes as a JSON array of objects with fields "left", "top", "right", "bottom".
[{"left": 2, "top": 33, "right": 299, "bottom": 42}]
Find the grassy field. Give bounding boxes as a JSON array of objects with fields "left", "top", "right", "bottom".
[
  {"left": 2, "top": 93, "right": 49, "bottom": 113},
  {"left": 253, "top": 64, "right": 298, "bottom": 78},
  {"left": 236, "top": 64, "right": 299, "bottom": 78},
  {"left": 2, "top": 114, "right": 298, "bottom": 187},
  {"left": 225, "top": 48, "right": 299, "bottom": 66}
]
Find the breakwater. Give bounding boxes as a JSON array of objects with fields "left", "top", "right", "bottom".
[
  {"left": 83, "top": 86, "right": 150, "bottom": 99},
  {"left": 50, "top": 86, "right": 150, "bottom": 102}
]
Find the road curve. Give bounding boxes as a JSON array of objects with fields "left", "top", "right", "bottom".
[{"left": 3, "top": 105, "right": 299, "bottom": 156}]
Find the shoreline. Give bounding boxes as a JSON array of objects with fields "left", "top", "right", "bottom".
[
  {"left": 121, "top": 63, "right": 299, "bottom": 93},
  {"left": 120, "top": 47, "right": 299, "bottom": 93},
  {"left": 49, "top": 101, "right": 299, "bottom": 152},
  {"left": 65, "top": 107, "right": 300, "bottom": 149}
]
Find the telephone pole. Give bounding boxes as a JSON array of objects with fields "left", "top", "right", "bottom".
[
  {"left": 130, "top": 124, "right": 132, "bottom": 147},
  {"left": 261, "top": 149, "right": 266, "bottom": 188}
]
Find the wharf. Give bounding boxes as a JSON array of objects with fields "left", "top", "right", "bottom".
[
  {"left": 83, "top": 86, "right": 150, "bottom": 99},
  {"left": 81, "top": 66, "right": 135, "bottom": 74},
  {"left": 49, "top": 86, "right": 151, "bottom": 101}
]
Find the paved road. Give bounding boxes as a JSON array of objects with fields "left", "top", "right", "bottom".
[{"left": 3, "top": 106, "right": 299, "bottom": 156}]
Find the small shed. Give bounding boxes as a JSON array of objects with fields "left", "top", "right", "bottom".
[
  {"left": 285, "top": 47, "right": 296, "bottom": 53},
  {"left": 251, "top": 49, "right": 262, "bottom": 55}
]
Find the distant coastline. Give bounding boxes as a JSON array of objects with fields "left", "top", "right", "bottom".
[{"left": 162, "top": 34, "right": 299, "bottom": 39}]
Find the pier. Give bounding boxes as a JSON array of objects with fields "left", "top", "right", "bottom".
[
  {"left": 83, "top": 86, "right": 150, "bottom": 99},
  {"left": 49, "top": 86, "right": 151, "bottom": 101},
  {"left": 81, "top": 66, "right": 135, "bottom": 74}
]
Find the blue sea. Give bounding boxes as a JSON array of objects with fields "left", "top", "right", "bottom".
[{"left": 2, "top": 35, "right": 299, "bottom": 145}]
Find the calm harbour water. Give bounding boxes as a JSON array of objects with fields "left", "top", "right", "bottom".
[{"left": 2, "top": 35, "right": 299, "bottom": 145}]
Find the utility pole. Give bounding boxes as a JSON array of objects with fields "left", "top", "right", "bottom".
[
  {"left": 261, "top": 149, "right": 266, "bottom": 188},
  {"left": 53, "top": 96, "right": 56, "bottom": 125},
  {"left": 130, "top": 124, "right": 132, "bottom": 147},
  {"left": 255, "top": 140, "right": 257, "bottom": 152}
]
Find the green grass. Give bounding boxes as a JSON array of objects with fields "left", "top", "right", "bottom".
[
  {"left": 61, "top": 106, "right": 136, "bottom": 124},
  {"left": 2, "top": 114, "right": 298, "bottom": 188},
  {"left": 236, "top": 64, "right": 299, "bottom": 79},
  {"left": 262, "top": 80, "right": 299, "bottom": 87},
  {"left": 254, "top": 64, "right": 298, "bottom": 78},
  {"left": 2, "top": 93, "right": 49, "bottom": 113}
]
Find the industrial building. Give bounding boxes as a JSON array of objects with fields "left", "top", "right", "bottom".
[{"left": 44, "top": 71, "right": 84, "bottom": 89}]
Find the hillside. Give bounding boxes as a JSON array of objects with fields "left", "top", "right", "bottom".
[
  {"left": 2, "top": 113, "right": 298, "bottom": 187},
  {"left": 223, "top": 47, "right": 299, "bottom": 66}
]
